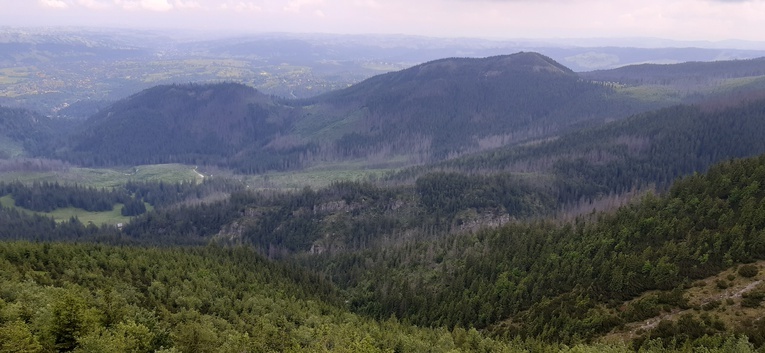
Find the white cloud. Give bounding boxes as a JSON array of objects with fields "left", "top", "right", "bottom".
[
  {"left": 172, "top": 0, "right": 202, "bottom": 9},
  {"left": 140, "top": 0, "right": 173, "bottom": 11},
  {"left": 39, "top": 0, "right": 69, "bottom": 9},
  {"left": 283, "top": 0, "right": 324, "bottom": 13},
  {"left": 77, "top": 0, "right": 110, "bottom": 9},
  {"left": 234, "top": 2, "right": 261, "bottom": 11},
  {"left": 116, "top": 0, "right": 173, "bottom": 11}
]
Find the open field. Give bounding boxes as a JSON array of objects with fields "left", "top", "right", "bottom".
[
  {"left": 0, "top": 194, "right": 139, "bottom": 225},
  {"left": 246, "top": 165, "right": 396, "bottom": 190},
  {"left": 0, "top": 163, "right": 203, "bottom": 188}
]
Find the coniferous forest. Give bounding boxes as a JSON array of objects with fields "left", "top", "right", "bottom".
[
  {"left": 3, "top": 150, "right": 765, "bottom": 351},
  {"left": 4, "top": 49, "right": 765, "bottom": 352}
]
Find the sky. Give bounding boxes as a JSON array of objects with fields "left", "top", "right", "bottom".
[{"left": 2, "top": 0, "right": 765, "bottom": 42}]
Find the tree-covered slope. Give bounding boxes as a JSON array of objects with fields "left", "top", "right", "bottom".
[
  {"left": 393, "top": 97, "right": 765, "bottom": 204},
  {"left": 61, "top": 53, "right": 657, "bottom": 172},
  {"left": 64, "top": 83, "right": 307, "bottom": 172},
  {"left": 0, "top": 106, "right": 59, "bottom": 157},
  {"left": 297, "top": 52, "right": 652, "bottom": 160},
  {"left": 581, "top": 57, "right": 765, "bottom": 86},
  {"left": 4, "top": 151, "right": 765, "bottom": 351},
  {"left": 0, "top": 242, "right": 528, "bottom": 353},
  {"left": 307, "top": 154, "right": 765, "bottom": 348}
]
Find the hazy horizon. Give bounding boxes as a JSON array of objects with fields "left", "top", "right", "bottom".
[{"left": 3, "top": 0, "right": 765, "bottom": 47}]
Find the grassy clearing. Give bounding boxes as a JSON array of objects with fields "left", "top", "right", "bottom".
[
  {"left": 0, "top": 67, "right": 30, "bottom": 85},
  {"left": 616, "top": 85, "right": 684, "bottom": 104},
  {"left": 0, "top": 137, "right": 24, "bottom": 158},
  {"left": 710, "top": 75, "right": 765, "bottom": 94},
  {"left": 1, "top": 194, "right": 153, "bottom": 225},
  {"left": 247, "top": 167, "right": 396, "bottom": 190},
  {"left": 0, "top": 195, "right": 14, "bottom": 208},
  {"left": 294, "top": 106, "right": 366, "bottom": 141},
  {"left": 0, "top": 163, "right": 203, "bottom": 188},
  {"left": 360, "top": 62, "right": 407, "bottom": 72},
  {"left": 47, "top": 204, "right": 130, "bottom": 225}
]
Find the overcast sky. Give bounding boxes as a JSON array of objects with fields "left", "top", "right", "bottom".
[{"left": 2, "top": 0, "right": 765, "bottom": 42}]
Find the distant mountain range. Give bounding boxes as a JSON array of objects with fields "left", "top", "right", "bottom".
[
  {"left": 1, "top": 48, "right": 764, "bottom": 177},
  {"left": 3, "top": 28, "right": 765, "bottom": 114},
  {"left": 56, "top": 52, "right": 657, "bottom": 171}
]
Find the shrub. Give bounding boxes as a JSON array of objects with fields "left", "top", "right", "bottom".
[
  {"left": 738, "top": 264, "right": 759, "bottom": 278},
  {"left": 701, "top": 300, "right": 721, "bottom": 311},
  {"left": 741, "top": 290, "right": 765, "bottom": 308}
]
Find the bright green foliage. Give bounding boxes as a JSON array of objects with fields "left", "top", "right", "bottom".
[
  {"left": 0, "top": 321, "right": 43, "bottom": 353},
  {"left": 0, "top": 242, "right": 523, "bottom": 352}
]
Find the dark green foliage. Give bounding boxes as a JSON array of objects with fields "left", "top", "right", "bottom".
[
  {"left": 634, "top": 313, "right": 727, "bottom": 349},
  {"left": 303, "top": 53, "right": 651, "bottom": 160},
  {"left": 60, "top": 54, "right": 657, "bottom": 172},
  {"left": 123, "top": 178, "right": 244, "bottom": 209},
  {"left": 738, "top": 264, "right": 759, "bottom": 278},
  {"left": 415, "top": 172, "right": 555, "bottom": 218},
  {"left": 0, "top": 106, "right": 59, "bottom": 156},
  {"left": 741, "top": 291, "right": 765, "bottom": 308},
  {"left": 0, "top": 181, "right": 129, "bottom": 212},
  {"left": 120, "top": 197, "right": 146, "bottom": 216},
  {"left": 63, "top": 83, "right": 306, "bottom": 173},
  {"left": 397, "top": 98, "right": 765, "bottom": 205},
  {"left": 309, "top": 154, "right": 765, "bottom": 344},
  {"left": 121, "top": 176, "right": 562, "bottom": 253},
  {"left": 702, "top": 300, "right": 722, "bottom": 311},
  {"left": 581, "top": 57, "right": 765, "bottom": 86},
  {"left": 0, "top": 206, "right": 118, "bottom": 242}
]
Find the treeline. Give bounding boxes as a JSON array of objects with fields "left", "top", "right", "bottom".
[
  {"left": 303, "top": 154, "right": 765, "bottom": 348},
  {"left": 0, "top": 181, "right": 130, "bottom": 213},
  {"left": 581, "top": 57, "right": 765, "bottom": 86},
  {"left": 123, "top": 178, "right": 244, "bottom": 209},
  {"left": 0, "top": 178, "right": 245, "bottom": 218},
  {"left": 0, "top": 206, "right": 119, "bottom": 242}
]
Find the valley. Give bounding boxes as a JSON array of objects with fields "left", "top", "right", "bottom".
[{"left": 3, "top": 28, "right": 765, "bottom": 352}]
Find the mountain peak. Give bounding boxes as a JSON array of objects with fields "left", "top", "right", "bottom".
[
  {"left": 494, "top": 52, "right": 574, "bottom": 74},
  {"left": 411, "top": 52, "right": 574, "bottom": 78}
]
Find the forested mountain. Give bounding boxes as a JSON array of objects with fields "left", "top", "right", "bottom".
[
  {"left": 581, "top": 57, "right": 765, "bottom": 86},
  {"left": 0, "top": 106, "right": 61, "bottom": 157},
  {"left": 8, "top": 30, "right": 765, "bottom": 353},
  {"left": 63, "top": 83, "right": 307, "bottom": 171},
  {"left": 303, "top": 154, "right": 765, "bottom": 349},
  {"left": 390, "top": 97, "right": 765, "bottom": 207},
  {"left": 61, "top": 53, "right": 657, "bottom": 172},
  {"left": 294, "top": 52, "right": 651, "bottom": 160}
]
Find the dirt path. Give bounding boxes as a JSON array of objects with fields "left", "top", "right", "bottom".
[
  {"left": 632, "top": 279, "right": 763, "bottom": 333},
  {"left": 193, "top": 166, "right": 204, "bottom": 179}
]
